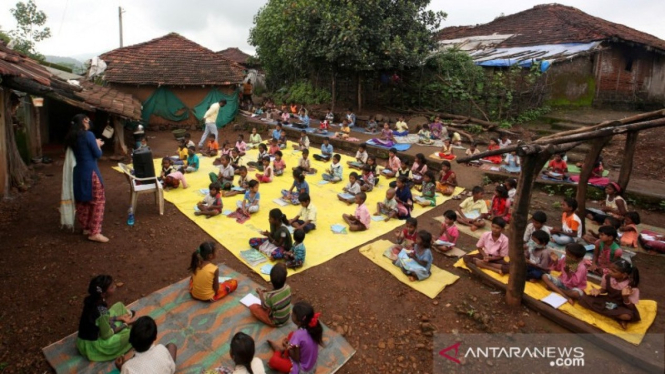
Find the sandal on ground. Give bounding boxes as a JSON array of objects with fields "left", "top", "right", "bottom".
[{"left": 88, "top": 234, "right": 109, "bottom": 243}]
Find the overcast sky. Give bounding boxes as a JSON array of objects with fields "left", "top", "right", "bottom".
[{"left": 0, "top": 0, "right": 663, "bottom": 60}]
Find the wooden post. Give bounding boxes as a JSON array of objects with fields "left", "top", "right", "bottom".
[
  {"left": 113, "top": 116, "right": 128, "bottom": 156},
  {"left": 357, "top": 72, "right": 362, "bottom": 113},
  {"left": 618, "top": 131, "right": 639, "bottom": 192},
  {"left": 576, "top": 136, "right": 612, "bottom": 234},
  {"left": 506, "top": 152, "right": 551, "bottom": 306},
  {"left": 0, "top": 89, "right": 8, "bottom": 198},
  {"left": 331, "top": 73, "right": 336, "bottom": 114}
]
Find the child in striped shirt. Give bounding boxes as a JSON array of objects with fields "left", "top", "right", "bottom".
[{"left": 251, "top": 264, "right": 292, "bottom": 327}]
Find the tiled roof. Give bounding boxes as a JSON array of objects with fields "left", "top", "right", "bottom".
[
  {"left": 217, "top": 47, "right": 252, "bottom": 65},
  {"left": 100, "top": 33, "right": 245, "bottom": 86},
  {"left": 437, "top": 4, "right": 665, "bottom": 53},
  {"left": 75, "top": 81, "right": 142, "bottom": 120}
]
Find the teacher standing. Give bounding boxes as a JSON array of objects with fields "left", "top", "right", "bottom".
[
  {"left": 198, "top": 99, "right": 227, "bottom": 149},
  {"left": 64, "top": 114, "right": 109, "bottom": 243}
]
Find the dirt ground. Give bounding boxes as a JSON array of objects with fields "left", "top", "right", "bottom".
[{"left": 0, "top": 125, "right": 664, "bottom": 374}]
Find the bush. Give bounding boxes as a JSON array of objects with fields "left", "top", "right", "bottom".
[{"left": 273, "top": 81, "right": 332, "bottom": 106}]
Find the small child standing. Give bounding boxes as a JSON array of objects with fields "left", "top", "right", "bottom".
[
  {"left": 289, "top": 193, "right": 317, "bottom": 233},
  {"left": 267, "top": 301, "right": 322, "bottom": 374},
  {"left": 342, "top": 192, "right": 370, "bottom": 232},
  {"left": 525, "top": 230, "right": 552, "bottom": 281},
  {"left": 251, "top": 263, "right": 292, "bottom": 327},
  {"left": 463, "top": 217, "right": 509, "bottom": 275},
  {"left": 322, "top": 154, "right": 343, "bottom": 183},
  {"left": 393, "top": 230, "right": 434, "bottom": 281},
  {"left": 542, "top": 243, "right": 588, "bottom": 305},
  {"left": 189, "top": 242, "right": 237, "bottom": 302},
  {"left": 338, "top": 172, "right": 361, "bottom": 204},
  {"left": 195, "top": 183, "right": 222, "bottom": 218},
  {"left": 284, "top": 229, "right": 306, "bottom": 269},
  {"left": 433, "top": 210, "right": 459, "bottom": 253},
  {"left": 236, "top": 180, "right": 261, "bottom": 215},
  {"left": 579, "top": 259, "right": 641, "bottom": 329},
  {"left": 375, "top": 188, "right": 399, "bottom": 221}
]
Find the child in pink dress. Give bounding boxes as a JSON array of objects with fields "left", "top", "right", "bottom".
[{"left": 433, "top": 210, "right": 459, "bottom": 253}]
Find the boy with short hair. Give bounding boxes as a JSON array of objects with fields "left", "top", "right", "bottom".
[
  {"left": 314, "top": 137, "right": 333, "bottom": 161},
  {"left": 456, "top": 186, "right": 489, "bottom": 230},
  {"left": 463, "top": 217, "right": 509, "bottom": 275},
  {"left": 293, "top": 130, "right": 310, "bottom": 151},
  {"left": 523, "top": 211, "right": 550, "bottom": 248},
  {"left": 322, "top": 154, "right": 343, "bottom": 182},
  {"left": 251, "top": 263, "right": 292, "bottom": 327},
  {"left": 375, "top": 188, "right": 399, "bottom": 221},
  {"left": 342, "top": 192, "right": 370, "bottom": 232},
  {"left": 525, "top": 229, "right": 552, "bottom": 281},
  {"left": 201, "top": 134, "right": 219, "bottom": 157},
  {"left": 348, "top": 143, "right": 368, "bottom": 169},
  {"left": 289, "top": 193, "right": 317, "bottom": 233},
  {"left": 116, "top": 316, "right": 177, "bottom": 374}
]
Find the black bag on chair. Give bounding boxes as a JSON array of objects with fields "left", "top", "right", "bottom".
[{"left": 132, "top": 147, "right": 155, "bottom": 179}]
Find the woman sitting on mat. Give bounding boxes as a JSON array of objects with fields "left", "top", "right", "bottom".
[
  {"left": 76, "top": 275, "right": 135, "bottom": 362},
  {"left": 586, "top": 182, "right": 628, "bottom": 224},
  {"left": 435, "top": 160, "right": 457, "bottom": 196},
  {"left": 267, "top": 301, "right": 322, "bottom": 374},
  {"left": 250, "top": 209, "right": 293, "bottom": 260},
  {"left": 189, "top": 242, "right": 238, "bottom": 302},
  {"left": 482, "top": 138, "right": 502, "bottom": 164}
]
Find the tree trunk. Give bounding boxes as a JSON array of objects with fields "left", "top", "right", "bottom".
[
  {"left": 331, "top": 73, "right": 336, "bottom": 114},
  {"left": 3, "top": 91, "right": 32, "bottom": 193},
  {"left": 357, "top": 72, "right": 362, "bottom": 113},
  {"left": 618, "top": 132, "right": 639, "bottom": 192},
  {"left": 576, "top": 136, "right": 612, "bottom": 234},
  {"left": 506, "top": 152, "right": 551, "bottom": 306},
  {"left": 0, "top": 89, "right": 8, "bottom": 197}
]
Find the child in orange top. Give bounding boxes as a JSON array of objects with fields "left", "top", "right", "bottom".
[
  {"left": 201, "top": 134, "right": 219, "bottom": 157},
  {"left": 543, "top": 153, "right": 568, "bottom": 180},
  {"left": 189, "top": 242, "right": 237, "bottom": 302},
  {"left": 619, "top": 211, "right": 640, "bottom": 248}
]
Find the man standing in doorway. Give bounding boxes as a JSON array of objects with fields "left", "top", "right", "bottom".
[{"left": 198, "top": 99, "right": 226, "bottom": 149}]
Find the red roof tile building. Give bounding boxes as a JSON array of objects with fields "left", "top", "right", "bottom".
[
  {"left": 437, "top": 4, "right": 665, "bottom": 108},
  {"left": 99, "top": 33, "right": 246, "bottom": 126},
  {"left": 217, "top": 47, "right": 253, "bottom": 67}
]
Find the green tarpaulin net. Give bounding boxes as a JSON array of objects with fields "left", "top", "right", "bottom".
[
  {"left": 193, "top": 88, "right": 239, "bottom": 129},
  {"left": 141, "top": 87, "right": 190, "bottom": 123}
]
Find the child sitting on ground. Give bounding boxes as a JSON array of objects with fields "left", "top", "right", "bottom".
[
  {"left": 391, "top": 218, "right": 418, "bottom": 254},
  {"left": 456, "top": 186, "right": 489, "bottom": 230},
  {"left": 115, "top": 316, "right": 177, "bottom": 374},
  {"left": 322, "top": 154, "right": 343, "bottom": 183},
  {"left": 542, "top": 243, "right": 588, "bottom": 305},
  {"left": 498, "top": 134, "right": 512, "bottom": 149},
  {"left": 201, "top": 134, "right": 219, "bottom": 157},
  {"left": 313, "top": 137, "right": 333, "bottom": 161},
  {"left": 463, "top": 217, "right": 509, "bottom": 275},
  {"left": 389, "top": 160, "right": 412, "bottom": 189},
  {"left": 375, "top": 188, "right": 399, "bottom": 221},
  {"left": 433, "top": 210, "right": 459, "bottom": 253},
  {"left": 542, "top": 153, "right": 568, "bottom": 180},
  {"left": 464, "top": 142, "right": 481, "bottom": 166},
  {"left": 415, "top": 171, "right": 437, "bottom": 207},
  {"left": 255, "top": 156, "right": 274, "bottom": 183},
  {"left": 482, "top": 138, "right": 502, "bottom": 164},
  {"left": 267, "top": 301, "right": 322, "bottom": 374},
  {"left": 502, "top": 151, "right": 521, "bottom": 174},
  {"left": 160, "top": 157, "right": 187, "bottom": 189},
  {"left": 436, "top": 160, "right": 457, "bottom": 196},
  {"left": 489, "top": 184, "right": 511, "bottom": 223},
  {"left": 219, "top": 140, "right": 232, "bottom": 157},
  {"left": 272, "top": 123, "right": 283, "bottom": 143},
  {"left": 235, "top": 135, "right": 247, "bottom": 156},
  {"left": 236, "top": 180, "right": 260, "bottom": 215},
  {"left": 268, "top": 138, "right": 280, "bottom": 155},
  {"left": 251, "top": 263, "right": 292, "bottom": 327},
  {"left": 589, "top": 225, "right": 623, "bottom": 276},
  {"left": 348, "top": 144, "right": 368, "bottom": 170},
  {"left": 195, "top": 183, "right": 222, "bottom": 219},
  {"left": 210, "top": 154, "right": 234, "bottom": 190},
  {"left": 342, "top": 192, "right": 371, "bottom": 232},
  {"left": 437, "top": 138, "right": 456, "bottom": 160},
  {"left": 429, "top": 116, "right": 446, "bottom": 140},
  {"left": 177, "top": 140, "right": 189, "bottom": 165},
  {"left": 505, "top": 178, "right": 517, "bottom": 204},
  {"left": 293, "top": 149, "right": 317, "bottom": 175},
  {"left": 250, "top": 208, "right": 293, "bottom": 259},
  {"left": 247, "top": 143, "right": 268, "bottom": 171},
  {"left": 523, "top": 211, "right": 551, "bottom": 248},
  {"left": 289, "top": 193, "right": 317, "bottom": 233},
  {"left": 189, "top": 242, "right": 238, "bottom": 302},
  {"left": 525, "top": 230, "right": 552, "bottom": 281},
  {"left": 579, "top": 259, "right": 641, "bottom": 329},
  {"left": 218, "top": 333, "right": 265, "bottom": 374},
  {"left": 411, "top": 153, "right": 428, "bottom": 185},
  {"left": 316, "top": 116, "right": 329, "bottom": 134},
  {"left": 185, "top": 147, "right": 199, "bottom": 173},
  {"left": 366, "top": 116, "right": 378, "bottom": 133},
  {"left": 338, "top": 172, "right": 362, "bottom": 204},
  {"left": 394, "top": 176, "right": 414, "bottom": 219},
  {"left": 417, "top": 124, "right": 433, "bottom": 145},
  {"left": 223, "top": 166, "right": 249, "bottom": 197},
  {"left": 273, "top": 151, "right": 286, "bottom": 176},
  {"left": 382, "top": 148, "right": 401, "bottom": 179},
  {"left": 284, "top": 229, "right": 306, "bottom": 269},
  {"left": 334, "top": 119, "right": 351, "bottom": 139},
  {"left": 293, "top": 130, "right": 310, "bottom": 151},
  {"left": 282, "top": 171, "right": 309, "bottom": 205},
  {"left": 582, "top": 216, "right": 619, "bottom": 244},
  {"left": 393, "top": 116, "right": 409, "bottom": 136},
  {"left": 550, "top": 198, "right": 582, "bottom": 245},
  {"left": 619, "top": 211, "right": 640, "bottom": 248},
  {"left": 359, "top": 165, "right": 376, "bottom": 192},
  {"left": 248, "top": 128, "right": 262, "bottom": 149},
  {"left": 278, "top": 130, "right": 287, "bottom": 149},
  {"left": 230, "top": 148, "right": 243, "bottom": 172},
  {"left": 394, "top": 230, "right": 434, "bottom": 281}
]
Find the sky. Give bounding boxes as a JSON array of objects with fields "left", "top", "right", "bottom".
[{"left": 0, "top": 0, "right": 663, "bottom": 61}]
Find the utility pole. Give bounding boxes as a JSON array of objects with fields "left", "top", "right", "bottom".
[{"left": 118, "top": 6, "right": 125, "bottom": 47}]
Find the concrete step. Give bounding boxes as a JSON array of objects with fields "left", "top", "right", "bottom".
[{"left": 550, "top": 122, "right": 589, "bottom": 131}]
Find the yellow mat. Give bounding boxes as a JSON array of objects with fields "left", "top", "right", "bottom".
[
  {"left": 454, "top": 252, "right": 657, "bottom": 345},
  {"left": 359, "top": 240, "right": 459, "bottom": 298},
  {"left": 434, "top": 216, "right": 491, "bottom": 240},
  {"left": 115, "top": 142, "right": 463, "bottom": 281}
]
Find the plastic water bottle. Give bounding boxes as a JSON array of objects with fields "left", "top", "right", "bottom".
[{"left": 127, "top": 207, "right": 135, "bottom": 227}]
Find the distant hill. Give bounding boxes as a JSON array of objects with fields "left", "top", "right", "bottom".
[{"left": 45, "top": 55, "right": 85, "bottom": 74}]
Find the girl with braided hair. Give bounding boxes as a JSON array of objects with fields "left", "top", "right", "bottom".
[
  {"left": 189, "top": 242, "right": 238, "bottom": 302},
  {"left": 267, "top": 301, "right": 322, "bottom": 373}
]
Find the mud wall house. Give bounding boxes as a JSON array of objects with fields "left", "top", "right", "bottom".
[
  {"left": 98, "top": 33, "right": 246, "bottom": 129},
  {"left": 436, "top": 4, "right": 665, "bottom": 109},
  {"left": 0, "top": 42, "right": 142, "bottom": 197}
]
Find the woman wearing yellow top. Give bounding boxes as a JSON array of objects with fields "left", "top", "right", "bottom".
[{"left": 189, "top": 242, "right": 238, "bottom": 302}]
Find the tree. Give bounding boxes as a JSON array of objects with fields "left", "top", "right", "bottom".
[
  {"left": 249, "top": 0, "right": 445, "bottom": 111},
  {"left": 9, "top": 0, "right": 51, "bottom": 60}
]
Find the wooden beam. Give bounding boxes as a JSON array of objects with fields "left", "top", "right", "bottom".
[
  {"left": 0, "top": 89, "right": 8, "bottom": 198},
  {"left": 618, "top": 132, "right": 639, "bottom": 192},
  {"left": 576, "top": 136, "right": 612, "bottom": 234},
  {"left": 506, "top": 152, "right": 551, "bottom": 306}
]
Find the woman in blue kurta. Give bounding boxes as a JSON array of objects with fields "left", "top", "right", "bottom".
[{"left": 64, "top": 114, "right": 109, "bottom": 243}]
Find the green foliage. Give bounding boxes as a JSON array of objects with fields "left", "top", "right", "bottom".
[
  {"left": 552, "top": 201, "right": 562, "bottom": 209},
  {"left": 513, "top": 106, "right": 552, "bottom": 124},
  {"left": 9, "top": 0, "right": 51, "bottom": 60},
  {"left": 273, "top": 81, "right": 332, "bottom": 106},
  {"left": 468, "top": 124, "right": 484, "bottom": 134},
  {"left": 481, "top": 176, "right": 492, "bottom": 186},
  {"left": 250, "top": 0, "right": 445, "bottom": 94}
]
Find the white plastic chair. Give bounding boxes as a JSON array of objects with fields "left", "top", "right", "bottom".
[{"left": 118, "top": 163, "right": 164, "bottom": 215}]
